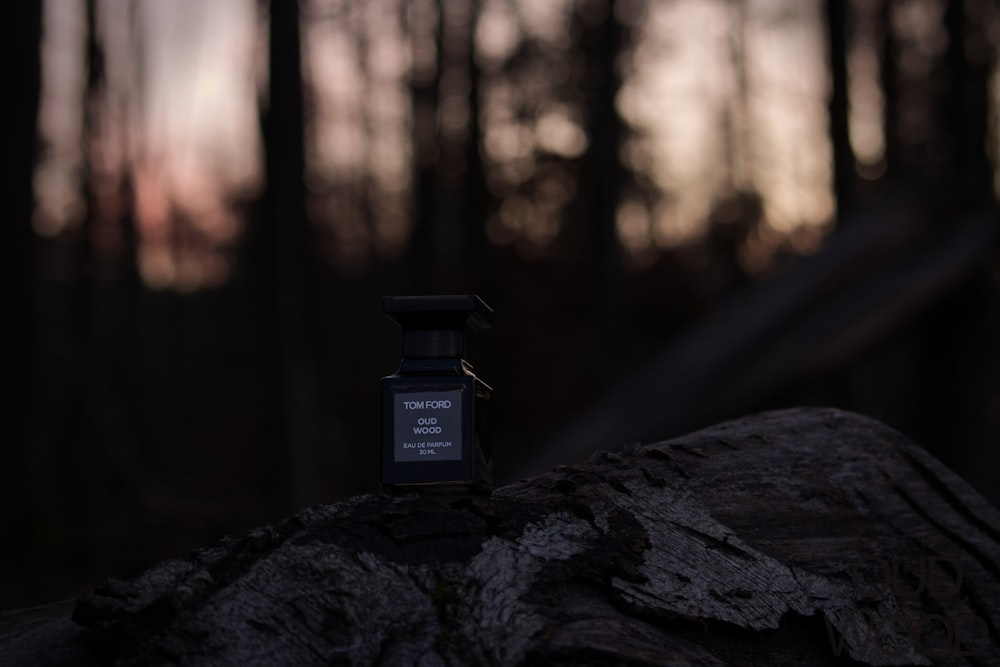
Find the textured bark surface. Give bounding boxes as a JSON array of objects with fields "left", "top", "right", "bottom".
[{"left": 3, "top": 407, "right": 999, "bottom": 665}]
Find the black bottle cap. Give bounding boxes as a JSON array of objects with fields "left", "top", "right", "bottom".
[{"left": 384, "top": 295, "right": 491, "bottom": 359}]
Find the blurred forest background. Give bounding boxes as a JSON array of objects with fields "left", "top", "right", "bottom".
[{"left": 4, "top": 0, "right": 999, "bottom": 608}]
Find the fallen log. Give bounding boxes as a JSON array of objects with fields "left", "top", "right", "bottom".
[{"left": 2, "top": 407, "right": 998, "bottom": 665}]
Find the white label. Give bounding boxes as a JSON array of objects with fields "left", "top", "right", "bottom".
[{"left": 394, "top": 389, "right": 463, "bottom": 462}]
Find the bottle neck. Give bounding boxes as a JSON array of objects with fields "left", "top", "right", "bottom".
[{"left": 402, "top": 329, "right": 464, "bottom": 359}]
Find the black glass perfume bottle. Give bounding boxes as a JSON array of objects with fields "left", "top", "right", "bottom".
[{"left": 381, "top": 295, "right": 493, "bottom": 493}]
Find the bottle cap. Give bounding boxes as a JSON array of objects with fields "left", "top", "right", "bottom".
[{"left": 384, "top": 295, "right": 492, "bottom": 359}]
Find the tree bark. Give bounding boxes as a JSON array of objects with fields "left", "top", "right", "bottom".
[{"left": 3, "top": 407, "right": 999, "bottom": 665}]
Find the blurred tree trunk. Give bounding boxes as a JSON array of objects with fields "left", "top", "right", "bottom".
[
  {"left": 465, "top": 0, "right": 490, "bottom": 297},
  {"left": 2, "top": 1, "right": 43, "bottom": 554},
  {"left": 248, "top": 0, "right": 314, "bottom": 516},
  {"left": 583, "top": 0, "right": 626, "bottom": 380},
  {"left": 925, "top": 0, "right": 998, "bottom": 504},
  {"left": 869, "top": 0, "right": 999, "bottom": 498},
  {"left": 944, "top": 0, "right": 992, "bottom": 205},
  {"left": 408, "top": 0, "right": 482, "bottom": 292},
  {"left": 879, "top": 0, "right": 900, "bottom": 188},
  {"left": 408, "top": 0, "right": 443, "bottom": 294},
  {"left": 826, "top": 0, "right": 856, "bottom": 220}
]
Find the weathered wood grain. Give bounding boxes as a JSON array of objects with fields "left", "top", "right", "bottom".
[{"left": 2, "top": 407, "right": 998, "bottom": 665}]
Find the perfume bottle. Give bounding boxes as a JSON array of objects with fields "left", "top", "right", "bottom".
[{"left": 381, "top": 295, "right": 493, "bottom": 493}]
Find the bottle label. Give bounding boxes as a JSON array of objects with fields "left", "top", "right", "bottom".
[{"left": 394, "top": 389, "right": 463, "bottom": 462}]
